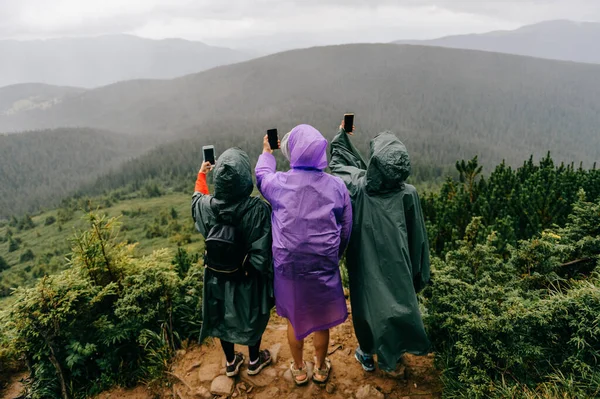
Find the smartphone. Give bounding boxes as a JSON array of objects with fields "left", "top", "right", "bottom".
[
  {"left": 344, "top": 114, "right": 354, "bottom": 133},
  {"left": 267, "top": 128, "right": 279, "bottom": 150},
  {"left": 203, "top": 145, "right": 216, "bottom": 165}
]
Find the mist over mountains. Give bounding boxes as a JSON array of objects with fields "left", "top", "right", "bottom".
[
  {"left": 395, "top": 20, "right": 600, "bottom": 65},
  {"left": 1, "top": 39, "right": 600, "bottom": 217},
  {"left": 1, "top": 43, "right": 599, "bottom": 163},
  {"left": 0, "top": 34, "right": 252, "bottom": 88}
]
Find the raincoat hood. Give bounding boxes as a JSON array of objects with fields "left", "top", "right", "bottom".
[
  {"left": 288, "top": 124, "right": 328, "bottom": 170},
  {"left": 366, "top": 132, "right": 411, "bottom": 194},
  {"left": 213, "top": 148, "right": 254, "bottom": 203}
]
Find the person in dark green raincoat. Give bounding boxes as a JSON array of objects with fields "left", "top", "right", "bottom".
[
  {"left": 329, "top": 122, "right": 431, "bottom": 374},
  {"left": 192, "top": 148, "right": 274, "bottom": 377}
]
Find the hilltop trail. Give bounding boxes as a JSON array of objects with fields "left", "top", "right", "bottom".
[
  {"left": 99, "top": 304, "right": 441, "bottom": 399},
  {"left": 2, "top": 305, "right": 441, "bottom": 399}
]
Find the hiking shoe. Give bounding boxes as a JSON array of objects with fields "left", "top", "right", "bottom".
[
  {"left": 247, "top": 349, "right": 272, "bottom": 376},
  {"left": 355, "top": 347, "right": 375, "bottom": 372},
  {"left": 226, "top": 352, "right": 245, "bottom": 377}
]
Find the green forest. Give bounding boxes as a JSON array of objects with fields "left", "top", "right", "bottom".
[
  {"left": 0, "top": 152, "right": 598, "bottom": 398},
  {"left": 0, "top": 128, "right": 157, "bottom": 218}
]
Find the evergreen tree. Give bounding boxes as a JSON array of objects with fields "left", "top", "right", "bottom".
[{"left": 0, "top": 255, "right": 8, "bottom": 271}]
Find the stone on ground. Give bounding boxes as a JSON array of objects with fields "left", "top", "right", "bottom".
[
  {"left": 198, "top": 363, "right": 221, "bottom": 382},
  {"left": 240, "top": 366, "right": 278, "bottom": 387},
  {"left": 210, "top": 375, "right": 234, "bottom": 396},
  {"left": 193, "top": 386, "right": 212, "bottom": 399},
  {"left": 254, "top": 386, "right": 280, "bottom": 399},
  {"left": 356, "top": 384, "right": 385, "bottom": 399}
]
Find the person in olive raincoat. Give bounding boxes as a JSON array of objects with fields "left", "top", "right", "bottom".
[
  {"left": 329, "top": 122, "right": 431, "bottom": 374},
  {"left": 192, "top": 148, "right": 274, "bottom": 378}
]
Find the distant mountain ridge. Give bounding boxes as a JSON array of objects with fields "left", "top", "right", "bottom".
[
  {"left": 2, "top": 43, "right": 600, "bottom": 216},
  {"left": 395, "top": 20, "right": 600, "bottom": 64},
  {"left": 1, "top": 43, "right": 597, "bottom": 165},
  {"left": 0, "top": 34, "right": 253, "bottom": 88}
]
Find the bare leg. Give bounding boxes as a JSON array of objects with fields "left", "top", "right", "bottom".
[
  {"left": 287, "top": 320, "right": 305, "bottom": 375},
  {"left": 313, "top": 329, "right": 330, "bottom": 369}
]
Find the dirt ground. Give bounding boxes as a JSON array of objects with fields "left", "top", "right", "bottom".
[
  {"left": 2, "top": 306, "right": 442, "bottom": 399},
  {"left": 1, "top": 373, "right": 26, "bottom": 399}
]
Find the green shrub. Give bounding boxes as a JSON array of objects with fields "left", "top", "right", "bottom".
[
  {"left": 424, "top": 196, "right": 600, "bottom": 398},
  {"left": 16, "top": 214, "right": 35, "bottom": 231},
  {"left": 2, "top": 213, "right": 203, "bottom": 398},
  {"left": 57, "top": 207, "right": 74, "bottom": 224},
  {"left": 19, "top": 249, "right": 35, "bottom": 263},
  {"left": 142, "top": 182, "right": 163, "bottom": 198},
  {"left": 8, "top": 237, "right": 20, "bottom": 252},
  {"left": 0, "top": 255, "right": 9, "bottom": 271},
  {"left": 45, "top": 216, "right": 57, "bottom": 226}
]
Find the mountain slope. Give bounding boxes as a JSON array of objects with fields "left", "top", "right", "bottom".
[
  {"left": 0, "top": 128, "right": 156, "bottom": 218},
  {"left": 1, "top": 43, "right": 599, "bottom": 169},
  {"left": 0, "top": 34, "right": 252, "bottom": 88},
  {"left": 0, "top": 83, "right": 86, "bottom": 121},
  {"left": 395, "top": 20, "right": 600, "bottom": 64}
]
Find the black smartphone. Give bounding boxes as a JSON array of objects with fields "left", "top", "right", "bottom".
[
  {"left": 267, "top": 128, "right": 279, "bottom": 150},
  {"left": 344, "top": 113, "right": 354, "bottom": 133},
  {"left": 203, "top": 145, "right": 215, "bottom": 165}
]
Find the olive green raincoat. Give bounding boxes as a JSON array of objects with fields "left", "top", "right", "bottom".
[
  {"left": 192, "top": 148, "right": 274, "bottom": 346},
  {"left": 330, "top": 129, "right": 431, "bottom": 371}
]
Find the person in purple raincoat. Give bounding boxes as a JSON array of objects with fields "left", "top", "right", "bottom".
[{"left": 256, "top": 124, "right": 352, "bottom": 385}]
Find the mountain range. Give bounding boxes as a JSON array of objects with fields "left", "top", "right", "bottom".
[
  {"left": 0, "top": 34, "right": 253, "bottom": 88},
  {"left": 395, "top": 20, "right": 600, "bottom": 65},
  {"left": 1, "top": 42, "right": 600, "bottom": 217}
]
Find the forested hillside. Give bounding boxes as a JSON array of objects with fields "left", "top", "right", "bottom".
[
  {"left": 1, "top": 154, "right": 598, "bottom": 398},
  {"left": 0, "top": 128, "right": 157, "bottom": 218},
  {"left": 1, "top": 44, "right": 599, "bottom": 170},
  {"left": 0, "top": 34, "right": 252, "bottom": 88}
]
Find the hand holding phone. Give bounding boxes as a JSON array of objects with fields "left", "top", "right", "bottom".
[
  {"left": 344, "top": 114, "right": 354, "bottom": 134},
  {"left": 267, "top": 129, "right": 279, "bottom": 150},
  {"left": 203, "top": 145, "right": 216, "bottom": 165},
  {"left": 199, "top": 161, "right": 213, "bottom": 174}
]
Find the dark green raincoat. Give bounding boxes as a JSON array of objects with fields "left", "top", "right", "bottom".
[
  {"left": 192, "top": 148, "right": 274, "bottom": 346},
  {"left": 330, "top": 129, "right": 431, "bottom": 371}
]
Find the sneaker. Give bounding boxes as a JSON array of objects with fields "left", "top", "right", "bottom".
[
  {"left": 247, "top": 349, "right": 272, "bottom": 376},
  {"left": 355, "top": 347, "right": 375, "bottom": 372},
  {"left": 226, "top": 352, "right": 245, "bottom": 377}
]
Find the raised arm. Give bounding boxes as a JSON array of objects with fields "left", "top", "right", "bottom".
[
  {"left": 330, "top": 125, "right": 367, "bottom": 197},
  {"left": 191, "top": 162, "right": 213, "bottom": 236},
  {"left": 255, "top": 134, "right": 278, "bottom": 202}
]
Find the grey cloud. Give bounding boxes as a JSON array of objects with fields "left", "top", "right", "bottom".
[{"left": 0, "top": 0, "right": 598, "bottom": 42}]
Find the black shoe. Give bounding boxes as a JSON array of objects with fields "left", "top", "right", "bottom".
[
  {"left": 355, "top": 347, "right": 375, "bottom": 372},
  {"left": 247, "top": 349, "right": 272, "bottom": 376},
  {"left": 226, "top": 352, "right": 245, "bottom": 377}
]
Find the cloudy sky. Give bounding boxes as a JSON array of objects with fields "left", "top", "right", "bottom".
[{"left": 1, "top": 0, "right": 599, "bottom": 51}]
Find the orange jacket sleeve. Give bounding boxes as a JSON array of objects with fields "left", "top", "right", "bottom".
[{"left": 195, "top": 172, "right": 209, "bottom": 194}]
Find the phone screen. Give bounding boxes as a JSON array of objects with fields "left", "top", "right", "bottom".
[
  {"left": 267, "top": 129, "right": 279, "bottom": 150},
  {"left": 203, "top": 147, "right": 215, "bottom": 165},
  {"left": 344, "top": 114, "right": 354, "bottom": 133}
]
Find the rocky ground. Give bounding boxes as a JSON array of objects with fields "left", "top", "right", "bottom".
[{"left": 2, "top": 307, "right": 441, "bottom": 399}]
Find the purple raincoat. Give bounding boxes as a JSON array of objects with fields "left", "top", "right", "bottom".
[{"left": 256, "top": 124, "right": 352, "bottom": 340}]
